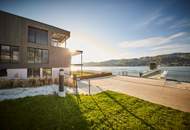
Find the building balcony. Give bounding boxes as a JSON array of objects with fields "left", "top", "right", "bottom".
[{"left": 51, "top": 32, "right": 69, "bottom": 48}]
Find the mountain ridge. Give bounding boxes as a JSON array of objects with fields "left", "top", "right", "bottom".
[{"left": 84, "top": 53, "right": 190, "bottom": 66}]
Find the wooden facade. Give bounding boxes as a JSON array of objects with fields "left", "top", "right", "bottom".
[{"left": 0, "top": 10, "right": 71, "bottom": 69}]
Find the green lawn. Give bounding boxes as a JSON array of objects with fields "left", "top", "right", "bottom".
[
  {"left": 0, "top": 91, "right": 190, "bottom": 130},
  {"left": 71, "top": 71, "right": 94, "bottom": 77}
]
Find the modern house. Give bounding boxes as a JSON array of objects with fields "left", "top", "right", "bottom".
[{"left": 0, "top": 10, "right": 79, "bottom": 79}]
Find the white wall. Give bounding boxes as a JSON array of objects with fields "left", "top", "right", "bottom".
[
  {"left": 40, "top": 68, "right": 43, "bottom": 78},
  {"left": 52, "top": 67, "right": 70, "bottom": 78},
  {"left": 6, "top": 67, "right": 70, "bottom": 79},
  {"left": 7, "top": 68, "right": 27, "bottom": 79}
]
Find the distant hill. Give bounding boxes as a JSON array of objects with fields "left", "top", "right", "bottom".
[{"left": 84, "top": 53, "right": 190, "bottom": 66}]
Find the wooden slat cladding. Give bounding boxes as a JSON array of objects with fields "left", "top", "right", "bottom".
[
  {"left": 49, "top": 47, "right": 71, "bottom": 68},
  {"left": 0, "top": 11, "right": 71, "bottom": 69},
  {"left": 0, "top": 11, "right": 22, "bottom": 44}
]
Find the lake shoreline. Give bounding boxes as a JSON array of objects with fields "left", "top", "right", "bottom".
[{"left": 72, "top": 66, "right": 190, "bottom": 82}]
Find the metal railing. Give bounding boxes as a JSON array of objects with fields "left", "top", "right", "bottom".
[{"left": 112, "top": 70, "right": 190, "bottom": 83}]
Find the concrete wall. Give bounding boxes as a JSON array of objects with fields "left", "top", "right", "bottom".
[
  {"left": 40, "top": 68, "right": 43, "bottom": 78},
  {"left": 7, "top": 68, "right": 27, "bottom": 79},
  {"left": 6, "top": 67, "right": 70, "bottom": 79}
]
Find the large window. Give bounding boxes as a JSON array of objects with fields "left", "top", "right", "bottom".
[
  {"left": 35, "top": 49, "right": 42, "bottom": 63},
  {"left": 28, "top": 27, "right": 36, "bottom": 43},
  {"left": 27, "top": 68, "right": 40, "bottom": 78},
  {"left": 0, "top": 45, "right": 10, "bottom": 63},
  {"left": 12, "top": 47, "right": 19, "bottom": 63},
  {"left": 0, "top": 68, "right": 7, "bottom": 77},
  {"left": 28, "top": 27, "right": 48, "bottom": 45},
  {"left": 27, "top": 48, "right": 35, "bottom": 63},
  {"left": 27, "top": 47, "right": 48, "bottom": 64},
  {"left": 43, "top": 68, "right": 52, "bottom": 78},
  {"left": 42, "top": 49, "right": 48, "bottom": 64},
  {"left": 0, "top": 45, "right": 19, "bottom": 63}
]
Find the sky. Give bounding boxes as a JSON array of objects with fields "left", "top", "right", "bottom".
[{"left": 0, "top": 0, "right": 190, "bottom": 63}]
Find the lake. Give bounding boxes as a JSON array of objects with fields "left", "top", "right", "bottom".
[{"left": 71, "top": 66, "right": 190, "bottom": 82}]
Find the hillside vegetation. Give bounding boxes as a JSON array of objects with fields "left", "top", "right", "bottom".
[{"left": 84, "top": 53, "right": 190, "bottom": 66}]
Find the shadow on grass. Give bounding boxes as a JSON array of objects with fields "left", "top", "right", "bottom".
[
  {"left": 76, "top": 93, "right": 115, "bottom": 129},
  {"left": 0, "top": 95, "right": 90, "bottom": 130},
  {"left": 76, "top": 93, "right": 81, "bottom": 104},
  {"left": 90, "top": 96, "right": 115, "bottom": 129},
  {"left": 94, "top": 86, "right": 156, "bottom": 130}
]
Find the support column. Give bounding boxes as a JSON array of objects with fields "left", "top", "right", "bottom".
[
  {"left": 58, "top": 69, "right": 65, "bottom": 97},
  {"left": 81, "top": 51, "right": 83, "bottom": 75},
  {"left": 65, "top": 40, "right": 67, "bottom": 48}
]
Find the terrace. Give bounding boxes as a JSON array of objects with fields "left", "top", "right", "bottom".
[{"left": 51, "top": 32, "right": 69, "bottom": 48}]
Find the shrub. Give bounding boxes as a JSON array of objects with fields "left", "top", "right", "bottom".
[
  {"left": 35, "top": 78, "right": 41, "bottom": 86},
  {"left": 63, "top": 78, "right": 75, "bottom": 87},
  {"left": 48, "top": 78, "right": 53, "bottom": 85},
  {"left": 12, "top": 80, "right": 23, "bottom": 88},
  {"left": 21, "top": 80, "right": 29, "bottom": 87},
  {"left": 53, "top": 77, "right": 75, "bottom": 87},
  {"left": 44, "top": 78, "right": 48, "bottom": 85},
  {"left": 0, "top": 76, "right": 81, "bottom": 89},
  {"left": 78, "top": 72, "right": 112, "bottom": 80},
  {"left": 0, "top": 80, "right": 12, "bottom": 89},
  {"left": 28, "top": 78, "right": 38, "bottom": 87},
  {"left": 0, "top": 79, "right": 26, "bottom": 89},
  {"left": 39, "top": 78, "right": 44, "bottom": 86},
  {"left": 54, "top": 78, "right": 59, "bottom": 85}
]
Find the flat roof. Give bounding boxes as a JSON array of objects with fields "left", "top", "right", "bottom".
[
  {"left": 70, "top": 50, "right": 83, "bottom": 56},
  {"left": 0, "top": 10, "right": 70, "bottom": 34}
]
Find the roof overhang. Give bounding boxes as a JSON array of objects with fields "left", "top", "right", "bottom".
[
  {"left": 70, "top": 50, "right": 83, "bottom": 56},
  {"left": 52, "top": 32, "right": 69, "bottom": 43}
]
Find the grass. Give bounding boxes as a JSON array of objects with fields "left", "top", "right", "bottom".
[
  {"left": 71, "top": 71, "right": 112, "bottom": 79},
  {"left": 0, "top": 91, "right": 190, "bottom": 130},
  {"left": 71, "top": 71, "right": 94, "bottom": 77}
]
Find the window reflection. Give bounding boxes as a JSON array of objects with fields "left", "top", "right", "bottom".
[
  {"left": 28, "top": 48, "right": 35, "bottom": 63},
  {"left": 0, "top": 45, "right": 19, "bottom": 63},
  {"left": 35, "top": 49, "right": 42, "bottom": 63},
  {"left": 43, "top": 68, "right": 52, "bottom": 78},
  {"left": 42, "top": 49, "right": 48, "bottom": 64},
  {"left": 1, "top": 45, "right": 10, "bottom": 63},
  {"left": 27, "top": 68, "right": 40, "bottom": 78},
  {"left": 27, "top": 47, "right": 48, "bottom": 64},
  {"left": 12, "top": 47, "right": 19, "bottom": 63},
  {"left": 28, "top": 26, "right": 48, "bottom": 45}
]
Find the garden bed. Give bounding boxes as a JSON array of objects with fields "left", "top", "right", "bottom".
[
  {"left": 0, "top": 78, "right": 75, "bottom": 89},
  {"left": 71, "top": 71, "right": 112, "bottom": 80},
  {"left": 0, "top": 71, "right": 112, "bottom": 89}
]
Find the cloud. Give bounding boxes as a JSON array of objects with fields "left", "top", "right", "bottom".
[
  {"left": 119, "top": 32, "right": 187, "bottom": 48},
  {"left": 136, "top": 9, "right": 161, "bottom": 28},
  {"left": 151, "top": 44, "right": 190, "bottom": 56},
  {"left": 156, "top": 16, "right": 173, "bottom": 25},
  {"left": 118, "top": 32, "right": 190, "bottom": 59},
  {"left": 119, "top": 43, "right": 190, "bottom": 59},
  {"left": 169, "top": 19, "right": 190, "bottom": 29},
  {"left": 140, "top": 14, "right": 161, "bottom": 27},
  {"left": 136, "top": 7, "right": 174, "bottom": 29},
  {"left": 151, "top": 43, "right": 190, "bottom": 51},
  {"left": 138, "top": 15, "right": 175, "bottom": 29}
]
